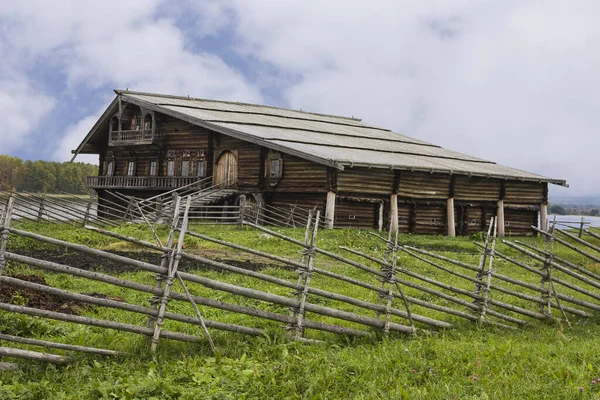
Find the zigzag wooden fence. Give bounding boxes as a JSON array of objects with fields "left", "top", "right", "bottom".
[{"left": 1, "top": 192, "right": 600, "bottom": 366}]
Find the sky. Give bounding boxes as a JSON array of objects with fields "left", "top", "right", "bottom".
[{"left": 0, "top": 0, "right": 599, "bottom": 197}]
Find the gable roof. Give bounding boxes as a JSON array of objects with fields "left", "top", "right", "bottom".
[{"left": 73, "top": 90, "right": 567, "bottom": 186}]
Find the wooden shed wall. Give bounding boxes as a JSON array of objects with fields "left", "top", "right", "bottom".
[
  {"left": 504, "top": 182, "right": 545, "bottom": 204},
  {"left": 269, "top": 154, "right": 328, "bottom": 193},
  {"left": 412, "top": 204, "right": 447, "bottom": 235},
  {"left": 337, "top": 167, "right": 394, "bottom": 196},
  {"left": 454, "top": 177, "right": 502, "bottom": 202},
  {"left": 398, "top": 172, "right": 452, "bottom": 200},
  {"left": 334, "top": 200, "right": 378, "bottom": 230}
]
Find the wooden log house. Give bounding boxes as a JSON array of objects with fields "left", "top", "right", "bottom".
[{"left": 72, "top": 90, "right": 567, "bottom": 236}]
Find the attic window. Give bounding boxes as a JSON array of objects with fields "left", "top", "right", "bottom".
[{"left": 269, "top": 159, "right": 283, "bottom": 178}]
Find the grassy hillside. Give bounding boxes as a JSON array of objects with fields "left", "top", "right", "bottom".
[{"left": 1, "top": 222, "right": 600, "bottom": 399}]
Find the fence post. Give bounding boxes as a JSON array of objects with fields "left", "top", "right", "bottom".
[
  {"left": 0, "top": 196, "right": 15, "bottom": 276},
  {"left": 37, "top": 195, "right": 45, "bottom": 222},
  {"left": 151, "top": 197, "right": 191, "bottom": 352},
  {"left": 82, "top": 199, "right": 93, "bottom": 227},
  {"left": 293, "top": 211, "right": 320, "bottom": 339},
  {"left": 147, "top": 195, "right": 181, "bottom": 330},
  {"left": 579, "top": 217, "right": 585, "bottom": 239},
  {"left": 238, "top": 195, "right": 246, "bottom": 230},
  {"left": 472, "top": 217, "right": 495, "bottom": 321}
]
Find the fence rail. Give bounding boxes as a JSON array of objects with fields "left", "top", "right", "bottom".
[{"left": 3, "top": 191, "right": 600, "bottom": 365}]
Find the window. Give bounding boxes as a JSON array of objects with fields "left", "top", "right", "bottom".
[
  {"left": 269, "top": 159, "right": 282, "bottom": 178},
  {"left": 127, "top": 161, "right": 135, "bottom": 176},
  {"left": 149, "top": 161, "right": 157, "bottom": 176},
  {"left": 106, "top": 161, "right": 114, "bottom": 176},
  {"left": 197, "top": 160, "right": 206, "bottom": 177},
  {"left": 167, "top": 161, "right": 175, "bottom": 177},
  {"left": 181, "top": 160, "right": 190, "bottom": 177}
]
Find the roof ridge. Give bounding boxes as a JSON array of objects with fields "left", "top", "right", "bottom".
[{"left": 114, "top": 89, "right": 365, "bottom": 123}]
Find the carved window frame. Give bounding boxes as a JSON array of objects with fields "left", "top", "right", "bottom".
[{"left": 265, "top": 151, "right": 283, "bottom": 179}]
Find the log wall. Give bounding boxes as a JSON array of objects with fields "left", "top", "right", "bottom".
[{"left": 337, "top": 168, "right": 394, "bottom": 197}]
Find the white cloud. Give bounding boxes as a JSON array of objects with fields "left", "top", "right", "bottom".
[
  {"left": 2, "top": 0, "right": 599, "bottom": 197},
  {"left": 0, "top": 0, "right": 261, "bottom": 161},
  {"left": 206, "top": 0, "right": 600, "bottom": 196},
  {"left": 52, "top": 114, "right": 100, "bottom": 164},
  {"left": 0, "top": 80, "right": 55, "bottom": 154}
]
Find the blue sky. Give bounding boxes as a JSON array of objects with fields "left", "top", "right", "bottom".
[{"left": 1, "top": 0, "right": 599, "bottom": 197}]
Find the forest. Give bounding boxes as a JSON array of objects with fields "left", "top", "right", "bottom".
[{"left": 0, "top": 154, "right": 97, "bottom": 194}]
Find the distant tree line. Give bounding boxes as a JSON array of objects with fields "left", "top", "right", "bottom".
[
  {"left": 549, "top": 203, "right": 600, "bottom": 217},
  {"left": 0, "top": 154, "right": 98, "bottom": 194}
]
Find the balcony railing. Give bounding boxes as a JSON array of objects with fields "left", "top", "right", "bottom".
[
  {"left": 87, "top": 176, "right": 205, "bottom": 190},
  {"left": 109, "top": 129, "right": 155, "bottom": 146}
]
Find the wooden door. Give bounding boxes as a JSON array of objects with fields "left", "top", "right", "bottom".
[{"left": 214, "top": 151, "right": 238, "bottom": 186}]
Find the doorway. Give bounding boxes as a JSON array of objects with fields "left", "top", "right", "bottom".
[{"left": 214, "top": 151, "right": 238, "bottom": 186}]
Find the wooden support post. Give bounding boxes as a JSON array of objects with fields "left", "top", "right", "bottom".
[
  {"left": 447, "top": 197, "right": 456, "bottom": 237},
  {"left": 377, "top": 201, "right": 384, "bottom": 232},
  {"left": 540, "top": 203, "right": 548, "bottom": 232},
  {"left": 238, "top": 195, "right": 246, "bottom": 230},
  {"left": 579, "top": 216, "right": 585, "bottom": 239},
  {"left": 497, "top": 200, "right": 505, "bottom": 237},
  {"left": 390, "top": 194, "right": 398, "bottom": 233},
  {"left": 325, "top": 191, "right": 336, "bottom": 229}
]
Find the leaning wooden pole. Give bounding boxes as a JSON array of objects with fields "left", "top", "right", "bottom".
[
  {"left": 185, "top": 231, "right": 452, "bottom": 327},
  {"left": 0, "top": 333, "right": 119, "bottom": 357},
  {"left": 0, "top": 302, "right": 203, "bottom": 343},
  {"left": 85, "top": 225, "right": 448, "bottom": 330},
  {"left": 0, "top": 346, "right": 70, "bottom": 365}
]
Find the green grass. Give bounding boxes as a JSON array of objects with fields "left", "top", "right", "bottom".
[{"left": 2, "top": 222, "right": 600, "bottom": 399}]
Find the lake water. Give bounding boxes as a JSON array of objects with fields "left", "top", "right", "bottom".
[{"left": 546, "top": 214, "right": 600, "bottom": 230}]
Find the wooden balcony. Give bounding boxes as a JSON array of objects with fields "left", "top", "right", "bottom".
[
  {"left": 87, "top": 176, "right": 205, "bottom": 190},
  {"left": 109, "top": 130, "right": 158, "bottom": 146}
]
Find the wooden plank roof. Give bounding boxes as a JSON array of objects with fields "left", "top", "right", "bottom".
[{"left": 73, "top": 90, "right": 567, "bottom": 186}]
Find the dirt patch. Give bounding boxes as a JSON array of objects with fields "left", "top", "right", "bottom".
[
  {"left": 0, "top": 274, "right": 96, "bottom": 315},
  {"left": 17, "top": 249, "right": 292, "bottom": 274}
]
